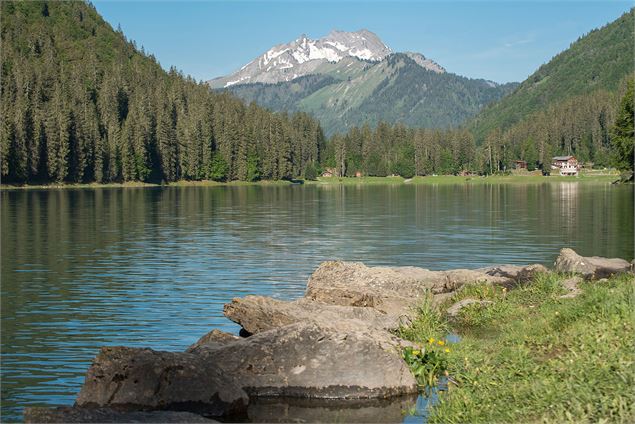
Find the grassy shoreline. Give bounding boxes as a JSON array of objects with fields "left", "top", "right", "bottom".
[
  {"left": 399, "top": 272, "right": 635, "bottom": 423},
  {"left": 1, "top": 173, "right": 620, "bottom": 190}
]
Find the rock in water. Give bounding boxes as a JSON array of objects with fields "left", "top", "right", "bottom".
[
  {"left": 194, "top": 322, "right": 418, "bottom": 399},
  {"left": 23, "top": 406, "right": 216, "bottom": 423},
  {"left": 223, "top": 295, "right": 399, "bottom": 336},
  {"left": 75, "top": 347, "right": 247, "bottom": 417},
  {"left": 554, "top": 248, "right": 632, "bottom": 279}
]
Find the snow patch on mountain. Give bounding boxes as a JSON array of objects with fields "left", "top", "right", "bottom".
[{"left": 207, "top": 29, "right": 445, "bottom": 88}]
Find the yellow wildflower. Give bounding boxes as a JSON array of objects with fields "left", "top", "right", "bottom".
[
  {"left": 445, "top": 348, "right": 450, "bottom": 353},
  {"left": 437, "top": 340, "right": 445, "bottom": 346},
  {"left": 428, "top": 337, "right": 435, "bottom": 344},
  {"left": 412, "top": 350, "right": 421, "bottom": 356}
]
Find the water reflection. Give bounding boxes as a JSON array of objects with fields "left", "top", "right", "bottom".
[
  {"left": 1, "top": 183, "right": 633, "bottom": 421},
  {"left": 243, "top": 395, "right": 418, "bottom": 423}
]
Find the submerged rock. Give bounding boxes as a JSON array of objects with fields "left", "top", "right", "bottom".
[
  {"left": 194, "top": 322, "right": 418, "bottom": 399},
  {"left": 75, "top": 347, "right": 247, "bottom": 417},
  {"left": 554, "top": 248, "right": 632, "bottom": 279},
  {"left": 23, "top": 406, "right": 216, "bottom": 423},
  {"left": 446, "top": 298, "right": 494, "bottom": 317},
  {"left": 223, "top": 295, "right": 399, "bottom": 335}
]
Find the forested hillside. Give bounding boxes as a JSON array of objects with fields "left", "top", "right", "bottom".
[
  {"left": 321, "top": 122, "right": 478, "bottom": 178},
  {"left": 1, "top": 1, "right": 324, "bottom": 184},
  {"left": 320, "top": 76, "right": 631, "bottom": 177},
  {"left": 469, "top": 9, "right": 634, "bottom": 168}
]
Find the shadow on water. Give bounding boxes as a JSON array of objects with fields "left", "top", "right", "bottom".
[
  {"left": 234, "top": 395, "right": 419, "bottom": 423},
  {"left": 239, "top": 380, "right": 449, "bottom": 423}
]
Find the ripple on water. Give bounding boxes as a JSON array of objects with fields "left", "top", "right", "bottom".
[{"left": 1, "top": 183, "right": 633, "bottom": 422}]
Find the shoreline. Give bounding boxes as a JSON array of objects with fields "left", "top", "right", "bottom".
[
  {"left": 1, "top": 173, "right": 621, "bottom": 190},
  {"left": 23, "top": 249, "right": 634, "bottom": 423}
]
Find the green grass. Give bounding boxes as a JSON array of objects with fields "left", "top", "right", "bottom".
[
  {"left": 409, "top": 174, "right": 619, "bottom": 185},
  {"left": 398, "top": 272, "right": 635, "bottom": 423},
  {"left": 306, "top": 173, "right": 618, "bottom": 186}
]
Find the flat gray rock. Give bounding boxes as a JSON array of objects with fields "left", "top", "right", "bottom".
[
  {"left": 75, "top": 347, "right": 248, "bottom": 418},
  {"left": 554, "top": 248, "right": 632, "bottom": 279},
  {"left": 195, "top": 322, "right": 418, "bottom": 399},
  {"left": 223, "top": 296, "right": 399, "bottom": 336},
  {"left": 23, "top": 406, "right": 216, "bottom": 423},
  {"left": 305, "top": 261, "right": 513, "bottom": 316}
]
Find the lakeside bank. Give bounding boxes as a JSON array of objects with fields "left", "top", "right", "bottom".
[
  {"left": 23, "top": 249, "right": 634, "bottom": 423},
  {"left": 0, "top": 172, "right": 621, "bottom": 190}
]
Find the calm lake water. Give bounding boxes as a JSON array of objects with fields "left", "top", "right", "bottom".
[{"left": 1, "top": 182, "right": 633, "bottom": 421}]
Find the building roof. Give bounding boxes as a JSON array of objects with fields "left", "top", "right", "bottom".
[{"left": 553, "top": 155, "right": 575, "bottom": 161}]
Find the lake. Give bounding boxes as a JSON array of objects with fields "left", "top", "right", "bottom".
[{"left": 1, "top": 182, "right": 633, "bottom": 421}]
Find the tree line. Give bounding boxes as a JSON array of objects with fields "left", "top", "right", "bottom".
[
  {"left": 1, "top": 1, "right": 324, "bottom": 184},
  {"left": 1, "top": 1, "right": 631, "bottom": 185}
]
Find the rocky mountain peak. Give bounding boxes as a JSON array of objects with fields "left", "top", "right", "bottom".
[{"left": 207, "top": 29, "right": 394, "bottom": 88}]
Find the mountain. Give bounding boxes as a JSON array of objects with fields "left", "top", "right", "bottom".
[
  {"left": 209, "top": 29, "right": 426, "bottom": 88},
  {"left": 1, "top": 1, "right": 324, "bottom": 184},
  {"left": 305, "top": 10, "right": 634, "bottom": 178},
  {"left": 469, "top": 8, "right": 635, "bottom": 142},
  {"left": 209, "top": 30, "right": 515, "bottom": 135}
]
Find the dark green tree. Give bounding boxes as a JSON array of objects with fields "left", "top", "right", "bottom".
[{"left": 610, "top": 79, "right": 634, "bottom": 171}]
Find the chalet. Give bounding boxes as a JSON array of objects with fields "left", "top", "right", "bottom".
[
  {"left": 513, "top": 160, "right": 527, "bottom": 170},
  {"left": 552, "top": 156, "right": 579, "bottom": 176},
  {"left": 321, "top": 167, "right": 336, "bottom": 177},
  {"left": 552, "top": 156, "right": 578, "bottom": 169}
]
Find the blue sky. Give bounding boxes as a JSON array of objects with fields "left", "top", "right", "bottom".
[{"left": 93, "top": 1, "right": 632, "bottom": 84}]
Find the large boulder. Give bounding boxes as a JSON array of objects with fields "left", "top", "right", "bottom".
[
  {"left": 23, "top": 406, "right": 216, "bottom": 423},
  {"left": 223, "top": 296, "right": 400, "bottom": 336},
  {"left": 305, "top": 261, "right": 512, "bottom": 315},
  {"left": 554, "top": 248, "right": 632, "bottom": 279},
  {"left": 75, "top": 347, "right": 247, "bottom": 418},
  {"left": 194, "top": 322, "right": 418, "bottom": 399}
]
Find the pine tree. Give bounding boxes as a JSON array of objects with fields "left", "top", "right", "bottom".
[{"left": 610, "top": 79, "right": 634, "bottom": 171}]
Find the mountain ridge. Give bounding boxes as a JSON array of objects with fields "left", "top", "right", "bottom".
[
  {"left": 207, "top": 29, "right": 445, "bottom": 89},
  {"left": 210, "top": 30, "right": 514, "bottom": 135}
]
